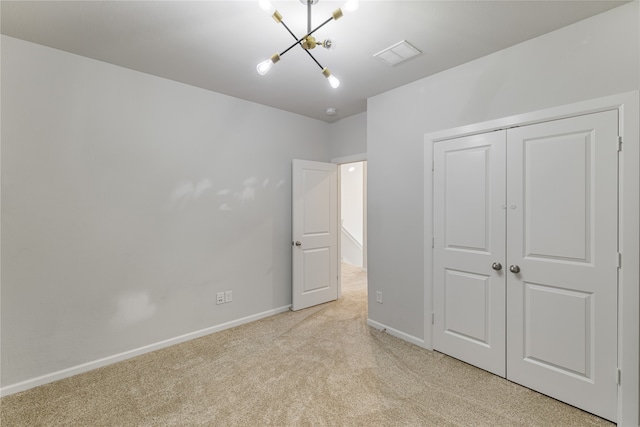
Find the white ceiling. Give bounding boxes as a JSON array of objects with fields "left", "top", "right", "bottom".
[{"left": 1, "top": 0, "right": 629, "bottom": 123}]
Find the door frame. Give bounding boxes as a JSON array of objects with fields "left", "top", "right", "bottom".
[
  {"left": 331, "top": 153, "right": 367, "bottom": 298},
  {"left": 423, "top": 91, "right": 639, "bottom": 426}
]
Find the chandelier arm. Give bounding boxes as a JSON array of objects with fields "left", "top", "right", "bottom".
[
  {"left": 307, "top": 16, "right": 334, "bottom": 38},
  {"left": 281, "top": 21, "right": 300, "bottom": 43},
  {"left": 279, "top": 21, "right": 305, "bottom": 56},
  {"left": 303, "top": 49, "right": 324, "bottom": 71},
  {"left": 277, "top": 14, "right": 335, "bottom": 57},
  {"left": 278, "top": 17, "right": 323, "bottom": 70}
]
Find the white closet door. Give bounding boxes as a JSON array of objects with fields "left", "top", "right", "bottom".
[
  {"left": 505, "top": 110, "right": 619, "bottom": 422},
  {"left": 433, "top": 131, "right": 507, "bottom": 377}
]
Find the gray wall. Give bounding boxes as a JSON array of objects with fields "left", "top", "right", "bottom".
[
  {"left": 328, "top": 112, "right": 367, "bottom": 160},
  {"left": 1, "top": 36, "right": 330, "bottom": 387},
  {"left": 366, "top": 2, "right": 639, "bottom": 340}
]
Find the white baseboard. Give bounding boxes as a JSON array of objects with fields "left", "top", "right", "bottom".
[
  {"left": 367, "top": 318, "right": 426, "bottom": 348},
  {"left": 0, "top": 305, "right": 291, "bottom": 397}
]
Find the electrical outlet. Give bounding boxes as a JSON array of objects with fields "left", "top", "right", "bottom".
[
  {"left": 376, "top": 291, "right": 382, "bottom": 304},
  {"left": 216, "top": 292, "right": 225, "bottom": 305},
  {"left": 225, "top": 290, "right": 232, "bottom": 303}
]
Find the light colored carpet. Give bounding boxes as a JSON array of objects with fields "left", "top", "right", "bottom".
[{"left": 1, "top": 264, "right": 612, "bottom": 426}]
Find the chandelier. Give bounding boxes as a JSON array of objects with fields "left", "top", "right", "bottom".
[{"left": 256, "top": 0, "right": 359, "bottom": 88}]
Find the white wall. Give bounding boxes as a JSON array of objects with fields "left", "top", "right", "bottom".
[
  {"left": 1, "top": 36, "right": 330, "bottom": 389},
  {"left": 340, "top": 162, "right": 364, "bottom": 266},
  {"left": 366, "top": 2, "right": 640, "bottom": 341},
  {"left": 330, "top": 113, "right": 368, "bottom": 269},
  {"left": 328, "top": 112, "right": 367, "bottom": 160},
  {"left": 340, "top": 162, "right": 364, "bottom": 245}
]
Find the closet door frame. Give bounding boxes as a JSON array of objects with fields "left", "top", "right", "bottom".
[{"left": 423, "top": 90, "right": 639, "bottom": 426}]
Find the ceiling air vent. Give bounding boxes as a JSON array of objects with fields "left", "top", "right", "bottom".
[{"left": 373, "top": 40, "right": 421, "bottom": 66}]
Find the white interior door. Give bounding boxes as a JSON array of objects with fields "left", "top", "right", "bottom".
[
  {"left": 433, "top": 131, "right": 507, "bottom": 377},
  {"left": 292, "top": 159, "right": 338, "bottom": 311},
  {"left": 505, "top": 110, "right": 619, "bottom": 422}
]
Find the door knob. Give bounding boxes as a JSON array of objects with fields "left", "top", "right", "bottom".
[
  {"left": 491, "top": 262, "right": 502, "bottom": 271},
  {"left": 509, "top": 265, "right": 521, "bottom": 274},
  {"left": 295, "top": 241, "right": 302, "bottom": 247}
]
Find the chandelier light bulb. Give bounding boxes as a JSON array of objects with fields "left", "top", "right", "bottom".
[
  {"left": 322, "top": 68, "right": 340, "bottom": 89},
  {"left": 327, "top": 75, "right": 340, "bottom": 88},
  {"left": 333, "top": 0, "right": 358, "bottom": 20},
  {"left": 256, "top": 53, "right": 281, "bottom": 75},
  {"left": 256, "top": 59, "right": 274, "bottom": 75},
  {"left": 258, "top": 0, "right": 274, "bottom": 12},
  {"left": 342, "top": 0, "right": 359, "bottom": 13},
  {"left": 322, "top": 38, "right": 336, "bottom": 51}
]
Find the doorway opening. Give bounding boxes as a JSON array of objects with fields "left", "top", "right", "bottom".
[{"left": 339, "top": 161, "right": 367, "bottom": 298}]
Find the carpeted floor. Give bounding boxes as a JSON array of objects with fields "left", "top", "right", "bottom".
[{"left": 1, "top": 264, "right": 612, "bottom": 426}]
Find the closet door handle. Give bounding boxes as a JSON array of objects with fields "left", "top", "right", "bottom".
[
  {"left": 491, "top": 262, "right": 502, "bottom": 271},
  {"left": 509, "top": 265, "right": 521, "bottom": 274}
]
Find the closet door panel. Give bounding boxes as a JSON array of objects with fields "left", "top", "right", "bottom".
[
  {"left": 506, "top": 110, "right": 619, "bottom": 422},
  {"left": 433, "top": 131, "right": 506, "bottom": 377}
]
